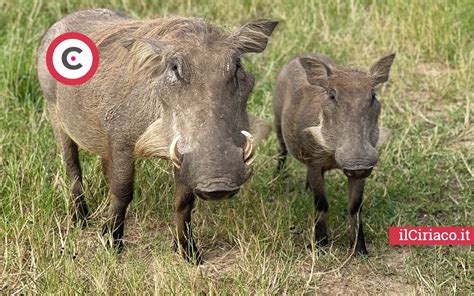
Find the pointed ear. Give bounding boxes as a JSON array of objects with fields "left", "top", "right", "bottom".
[
  {"left": 249, "top": 114, "right": 272, "bottom": 147},
  {"left": 230, "top": 19, "right": 278, "bottom": 54},
  {"left": 299, "top": 56, "right": 331, "bottom": 88},
  {"left": 376, "top": 127, "right": 392, "bottom": 149},
  {"left": 370, "top": 53, "right": 396, "bottom": 85}
]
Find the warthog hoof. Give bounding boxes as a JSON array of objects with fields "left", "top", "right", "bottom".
[
  {"left": 350, "top": 239, "right": 368, "bottom": 256},
  {"left": 101, "top": 223, "right": 125, "bottom": 253},
  {"left": 72, "top": 204, "right": 89, "bottom": 229},
  {"left": 173, "top": 239, "right": 203, "bottom": 265}
]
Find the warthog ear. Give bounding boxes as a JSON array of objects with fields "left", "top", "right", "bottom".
[
  {"left": 376, "top": 126, "right": 392, "bottom": 149},
  {"left": 249, "top": 114, "right": 272, "bottom": 147},
  {"left": 370, "top": 53, "right": 396, "bottom": 85},
  {"left": 299, "top": 56, "right": 332, "bottom": 88},
  {"left": 231, "top": 19, "right": 279, "bottom": 54}
]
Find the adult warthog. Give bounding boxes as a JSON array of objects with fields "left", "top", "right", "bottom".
[{"left": 37, "top": 9, "right": 277, "bottom": 263}]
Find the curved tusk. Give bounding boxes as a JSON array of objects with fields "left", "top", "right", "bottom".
[
  {"left": 241, "top": 130, "right": 254, "bottom": 165},
  {"left": 245, "top": 154, "right": 256, "bottom": 166},
  {"left": 169, "top": 135, "right": 182, "bottom": 169}
]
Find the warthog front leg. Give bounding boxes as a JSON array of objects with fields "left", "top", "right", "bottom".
[
  {"left": 174, "top": 176, "right": 201, "bottom": 264},
  {"left": 307, "top": 165, "right": 329, "bottom": 247},
  {"left": 275, "top": 123, "right": 288, "bottom": 173},
  {"left": 102, "top": 151, "right": 135, "bottom": 251},
  {"left": 101, "top": 157, "right": 112, "bottom": 187},
  {"left": 347, "top": 178, "right": 368, "bottom": 255}
]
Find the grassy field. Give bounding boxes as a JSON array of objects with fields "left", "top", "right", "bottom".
[{"left": 1, "top": 0, "right": 472, "bottom": 294}]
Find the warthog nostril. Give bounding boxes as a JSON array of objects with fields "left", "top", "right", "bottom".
[{"left": 343, "top": 168, "right": 373, "bottom": 179}]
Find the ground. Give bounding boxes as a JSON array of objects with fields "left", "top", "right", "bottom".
[{"left": 0, "top": 0, "right": 472, "bottom": 294}]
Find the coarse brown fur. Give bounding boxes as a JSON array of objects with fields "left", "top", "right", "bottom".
[
  {"left": 273, "top": 53, "right": 395, "bottom": 255},
  {"left": 37, "top": 9, "right": 278, "bottom": 263}
]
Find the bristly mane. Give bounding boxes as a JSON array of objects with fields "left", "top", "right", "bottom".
[
  {"left": 334, "top": 65, "right": 368, "bottom": 77},
  {"left": 93, "top": 16, "right": 226, "bottom": 49},
  {"left": 90, "top": 17, "right": 229, "bottom": 85}
]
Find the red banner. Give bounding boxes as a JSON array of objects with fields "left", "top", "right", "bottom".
[{"left": 389, "top": 226, "right": 473, "bottom": 245}]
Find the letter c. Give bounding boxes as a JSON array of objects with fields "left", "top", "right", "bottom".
[{"left": 62, "top": 47, "right": 83, "bottom": 70}]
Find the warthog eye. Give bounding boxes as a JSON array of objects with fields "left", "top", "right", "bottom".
[
  {"left": 171, "top": 64, "right": 180, "bottom": 78},
  {"left": 235, "top": 58, "right": 242, "bottom": 75},
  {"left": 328, "top": 88, "right": 337, "bottom": 101},
  {"left": 371, "top": 93, "right": 377, "bottom": 106},
  {"left": 233, "top": 58, "right": 245, "bottom": 88},
  {"left": 167, "top": 57, "right": 185, "bottom": 83}
]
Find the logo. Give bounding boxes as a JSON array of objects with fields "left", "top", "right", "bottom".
[
  {"left": 46, "top": 32, "right": 99, "bottom": 85},
  {"left": 389, "top": 226, "right": 473, "bottom": 245}
]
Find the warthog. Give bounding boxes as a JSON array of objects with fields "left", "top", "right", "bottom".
[
  {"left": 37, "top": 8, "right": 277, "bottom": 262},
  {"left": 273, "top": 53, "right": 395, "bottom": 254}
]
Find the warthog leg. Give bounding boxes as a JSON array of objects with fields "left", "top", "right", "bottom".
[
  {"left": 53, "top": 125, "right": 89, "bottom": 227},
  {"left": 173, "top": 176, "right": 202, "bottom": 264},
  {"left": 307, "top": 165, "right": 329, "bottom": 247},
  {"left": 347, "top": 178, "right": 368, "bottom": 255},
  {"left": 275, "top": 121, "right": 288, "bottom": 173},
  {"left": 102, "top": 151, "right": 134, "bottom": 251},
  {"left": 100, "top": 157, "right": 112, "bottom": 187}
]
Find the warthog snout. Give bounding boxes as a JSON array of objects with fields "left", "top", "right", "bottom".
[
  {"left": 336, "top": 142, "right": 379, "bottom": 179},
  {"left": 194, "top": 179, "right": 241, "bottom": 200},
  {"left": 170, "top": 131, "right": 255, "bottom": 169},
  {"left": 169, "top": 131, "right": 254, "bottom": 199},
  {"left": 342, "top": 167, "right": 373, "bottom": 179}
]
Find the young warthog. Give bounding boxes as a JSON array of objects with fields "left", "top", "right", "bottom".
[
  {"left": 37, "top": 9, "right": 277, "bottom": 262},
  {"left": 273, "top": 53, "right": 395, "bottom": 254}
]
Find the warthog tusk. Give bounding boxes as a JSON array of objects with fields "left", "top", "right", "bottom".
[
  {"left": 170, "top": 135, "right": 182, "bottom": 169},
  {"left": 241, "top": 130, "right": 255, "bottom": 165}
]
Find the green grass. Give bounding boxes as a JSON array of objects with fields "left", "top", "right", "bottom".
[{"left": 1, "top": 0, "right": 472, "bottom": 294}]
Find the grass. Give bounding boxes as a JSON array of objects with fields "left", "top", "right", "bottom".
[{"left": 1, "top": 0, "right": 472, "bottom": 294}]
